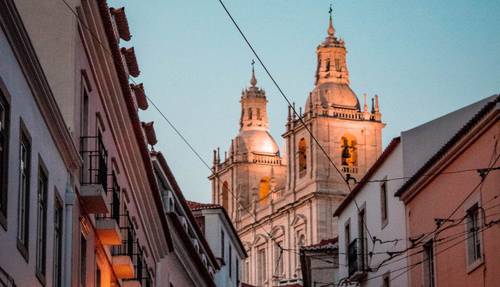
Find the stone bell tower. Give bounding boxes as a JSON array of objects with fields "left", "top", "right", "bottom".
[
  {"left": 210, "top": 66, "right": 286, "bottom": 226},
  {"left": 282, "top": 10, "right": 385, "bottom": 242}
]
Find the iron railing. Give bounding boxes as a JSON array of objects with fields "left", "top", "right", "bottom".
[
  {"left": 124, "top": 246, "right": 152, "bottom": 286},
  {"left": 112, "top": 213, "right": 137, "bottom": 258},
  {"left": 96, "top": 173, "right": 120, "bottom": 222},
  {"left": 80, "top": 135, "right": 108, "bottom": 191},
  {"left": 348, "top": 237, "right": 368, "bottom": 277}
]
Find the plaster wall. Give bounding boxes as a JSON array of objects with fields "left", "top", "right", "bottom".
[
  {"left": 0, "top": 28, "right": 71, "bottom": 287},
  {"left": 405, "top": 121, "right": 500, "bottom": 287}
]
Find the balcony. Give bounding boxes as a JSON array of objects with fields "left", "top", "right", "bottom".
[
  {"left": 348, "top": 238, "right": 368, "bottom": 281},
  {"left": 80, "top": 135, "right": 109, "bottom": 214},
  {"left": 112, "top": 214, "right": 136, "bottom": 279},
  {"left": 123, "top": 246, "right": 153, "bottom": 287},
  {"left": 96, "top": 174, "right": 121, "bottom": 245}
]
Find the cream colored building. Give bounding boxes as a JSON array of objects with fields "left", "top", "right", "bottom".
[{"left": 210, "top": 14, "right": 384, "bottom": 286}]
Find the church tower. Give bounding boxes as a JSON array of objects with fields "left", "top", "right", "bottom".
[
  {"left": 211, "top": 10, "right": 384, "bottom": 286},
  {"left": 210, "top": 66, "right": 286, "bottom": 225},
  {"left": 283, "top": 11, "right": 384, "bottom": 197}
]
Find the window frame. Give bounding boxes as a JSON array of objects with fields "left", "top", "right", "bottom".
[
  {"left": 380, "top": 177, "right": 388, "bottom": 229},
  {"left": 35, "top": 158, "right": 49, "bottom": 284},
  {"left": 344, "top": 219, "right": 351, "bottom": 266},
  {"left": 17, "top": 121, "right": 32, "bottom": 261},
  {"left": 423, "top": 240, "right": 435, "bottom": 287},
  {"left": 53, "top": 190, "right": 63, "bottom": 287},
  {"left": 465, "top": 201, "right": 484, "bottom": 272},
  {"left": 382, "top": 271, "right": 390, "bottom": 287},
  {"left": 256, "top": 246, "right": 267, "bottom": 285},
  {"left": 0, "top": 87, "right": 10, "bottom": 229}
]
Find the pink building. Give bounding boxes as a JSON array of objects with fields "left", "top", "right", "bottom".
[{"left": 396, "top": 96, "right": 499, "bottom": 287}]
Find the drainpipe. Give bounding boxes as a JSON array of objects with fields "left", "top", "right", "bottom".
[{"left": 64, "top": 179, "right": 77, "bottom": 287}]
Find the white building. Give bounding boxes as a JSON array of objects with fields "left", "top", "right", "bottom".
[
  {"left": 188, "top": 201, "right": 248, "bottom": 287},
  {"left": 0, "top": 2, "right": 80, "bottom": 286},
  {"left": 151, "top": 151, "right": 219, "bottom": 287},
  {"left": 334, "top": 137, "right": 407, "bottom": 287}
]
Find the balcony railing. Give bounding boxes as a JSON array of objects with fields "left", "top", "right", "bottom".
[
  {"left": 80, "top": 135, "right": 108, "bottom": 190},
  {"left": 95, "top": 173, "right": 122, "bottom": 245},
  {"left": 79, "top": 135, "right": 109, "bottom": 213},
  {"left": 112, "top": 213, "right": 136, "bottom": 279},
  {"left": 97, "top": 173, "right": 120, "bottom": 222},
  {"left": 124, "top": 246, "right": 153, "bottom": 287},
  {"left": 348, "top": 238, "right": 368, "bottom": 279}
]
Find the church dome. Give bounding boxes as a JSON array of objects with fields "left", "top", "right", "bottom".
[
  {"left": 305, "top": 82, "right": 360, "bottom": 112},
  {"left": 232, "top": 130, "right": 280, "bottom": 155}
]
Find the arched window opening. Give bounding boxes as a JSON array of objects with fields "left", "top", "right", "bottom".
[
  {"left": 258, "top": 177, "right": 270, "bottom": 206},
  {"left": 335, "top": 58, "right": 341, "bottom": 72},
  {"left": 325, "top": 58, "right": 331, "bottom": 72},
  {"left": 341, "top": 136, "right": 357, "bottom": 166},
  {"left": 222, "top": 181, "right": 229, "bottom": 211},
  {"left": 298, "top": 138, "right": 307, "bottom": 176},
  {"left": 257, "top": 108, "right": 261, "bottom": 120},
  {"left": 248, "top": 108, "right": 253, "bottom": 120}
]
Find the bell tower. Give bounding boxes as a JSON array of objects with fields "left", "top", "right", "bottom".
[
  {"left": 315, "top": 9, "right": 350, "bottom": 85},
  {"left": 239, "top": 62, "right": 269, "bottom": 132}
]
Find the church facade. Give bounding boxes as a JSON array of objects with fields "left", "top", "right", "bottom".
[{"left": 210, "top": 14, "right": 384, "bottom": 286}]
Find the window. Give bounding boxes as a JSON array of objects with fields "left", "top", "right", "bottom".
[
  {"left": 358, "top": 208, "right": 367, "bottom": 269},
  {"left": 274, "top": 241, "right": 283, "bottom": 276},
  {"left": 257, "top": 248, "right": 266, "bottom": 285},
  {"left": 258, "top": 177, "right": 270, "bottom": 206},
  {"left": 81, "top": 90, "right": 89, "bottom": 138},
  {"left": 36, "top": 164, "right": 48, "bottom": 280},
  {"left": 341, "top": 136, "right": 357, "bottom": 167},
  {"left": 221, "top": 181, "right": 229, "bottom": 211},
  {"left": 335, "top": 58, "right": 341, "bottom": 72},
  {"left": 382, "top": 272, "right": 390, "bottom": 287},
  {"left": 423, "top": 240, "right": 435, "bottom": 287},
  {"left": 380, "top": 179, "right": 388, "bottom": 227},
  {"left": 221, "top": 229, "right": 225, "bottom": 260},
  {"left": 466, "top": 204, "right": 482, "bottom": 265},
  {"left": 80, "top": 233, "right": 87, "bottom": 287},
  {"left": 344, "top": 222, "right": 350, "bottom": 265},
  {"left": 325, "top": 58, "right": 331, "bottom": 72},
  {"left": 229, "top": 245, "right": 232, "bottom": 277},
  {"left": 248, "top": 108, "right": 253, "bottom": 120},
  {"left": 0, "top": 92, "right": 9, "bottom": 225},
  {"left": 245, "top": 260, "right": 250, "bottom": 283},
  {"left": 257, "top": 108, "right": 261, "bottom": 120},
  {"left": 53, "top": 194, "right": 63, "bottom": 287},
  {"left": 298, "top": 138, "right": 307, "bottom": 176},
  {"left": 17, "top": 127, "right": 31, "bottom": 259},
  {"left": 236, "top": 258, "right": 240, "bottom": 284}
]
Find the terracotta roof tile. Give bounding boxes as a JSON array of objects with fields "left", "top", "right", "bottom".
[
  {"left": 301, "top": 237, "right": 338, "bottom": 251},
  {"left": 187, "top": 201, "right": 222, "bottom": 211}
]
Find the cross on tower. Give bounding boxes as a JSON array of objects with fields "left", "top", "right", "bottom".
[{"left": 329, "top": 3, "right": 333, "bottom": 17}]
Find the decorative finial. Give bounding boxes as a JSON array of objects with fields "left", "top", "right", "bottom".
[
  {"left": 250, "top": 59, "right": 257, "bottom": 87},
  {"left": 327, "top": 3, "right": 335, "bottom": 37}
]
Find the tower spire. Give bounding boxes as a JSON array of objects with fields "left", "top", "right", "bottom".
[
  {"left": 250, "top": 59, "right": 257, "bottom": 87},
  {"left": 328, "top": 3, "right": 335, "bottom": 37}
]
